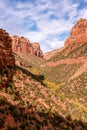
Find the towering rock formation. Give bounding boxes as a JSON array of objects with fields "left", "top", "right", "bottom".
[
  {"left": 12, "top": 36, "right": 43, "bottom": 58},
  {"left": 12, "top": 36, "right": 31, "bottom": 53},
  {"left": 0, "top": 29, "right": 15, "bottom": 88},
  {"left": 65, "top": 18, "right": 87, "bottom": 45},
  {"left": 32, "top": 42, "right": 43, "bottom": 57}
]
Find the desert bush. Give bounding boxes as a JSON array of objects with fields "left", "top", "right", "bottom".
[{"left": 0, "top": 117, "right": 4, "bottom": 128}]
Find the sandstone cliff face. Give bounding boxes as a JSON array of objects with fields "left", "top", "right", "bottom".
[
  {"left": 32, "top": 42, "right": 43, "bottom": 57},
  {"left": 12, "top": 36, "right": 31, "bottom": 53},
  {"left": 65, "top": 18, "right": 87, "bottom": 45},
  {"left": 12, "top": 36, "right": 43, "bottom": 58},
  {"left": 0, "top": 29, "right": 15, "bottom": 88}
]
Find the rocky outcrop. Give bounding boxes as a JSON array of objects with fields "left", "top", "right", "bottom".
[
  {"left": 12, "top": 36, "right": 43, "bottom": 58},
  {"left": 65, "top": 18, "right": 87, "bottom": 45},
  {"left": 32, "top": 42, "right": 43, "bottom": 57},
  {"left": 0, "top": 29, "right": 15, "bottom": 88}
]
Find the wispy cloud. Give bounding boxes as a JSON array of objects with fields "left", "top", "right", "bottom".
[
  {"left": 84, "top": 0, "right": 87, "bottom": 2},
  {"left": 0, "top": 0, "right": 87, "bottom": 52}
]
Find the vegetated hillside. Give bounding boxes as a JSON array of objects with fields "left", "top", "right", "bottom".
[
  {"left": 15, "top": 52, "right": 45, "bottom": 69},
  {"left": 42, "top": 18, "right": 87, "bottom": 83},
  {"left": 41, "top": 19, "right": 87, "bottom": 126},
  {"left": 0, "top": 51, "right": 87, "bottom": 129},
  {"left": 40, "top": 42, "right": 87, "bottom": 130},
  {"left": 41, "top": 42, "right": 87, "bottom": 82},
  {"left": 43, "top": 47, "right": 64, "bottom": 60},
  {"left": 47, "top": 42, "right": 87, "bottom": 62}
]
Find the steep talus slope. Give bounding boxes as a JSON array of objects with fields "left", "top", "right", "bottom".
[
  {"left": 14, "top": 52, "right": 45, "bottom": 77},
  {"left": 0, "top": 64, "right": 87, "bottom": 130}
]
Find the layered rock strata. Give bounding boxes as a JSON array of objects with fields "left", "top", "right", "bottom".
[
  {"left": 0, "top": 29, "right": 15, "bottom": 88},
  {"left": 12, "top": 36, "right": 43, "bottom": 58},
  {"left": 65, "top": 18, "right": 87, "bottom": 45}
]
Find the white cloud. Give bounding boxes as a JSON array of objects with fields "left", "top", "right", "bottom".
[
  {"left": 84, "top": 0, "right": 87, "bottom": 2},
  {"left": 0, "top": 0, "right": 87, "bottom": 52},
  {"left": 78, "top": 8, "right": 87, "bottom": 18}
]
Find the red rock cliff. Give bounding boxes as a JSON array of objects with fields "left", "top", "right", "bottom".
[
  {"left": 32, "top": 42, "right": 43, "bottom": 57},
  {"left": 65, "top": 18, "right": 87, "bottom": 45},
  {"left": 12, "top": 36, "right": 43, "bottom": 58},
  {"left": 0, "top": 29, "right": 15, "bottom": 88}
]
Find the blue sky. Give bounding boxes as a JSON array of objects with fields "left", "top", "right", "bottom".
[{"left": 0, "top": 0, "right": 87, "bottom": 52}]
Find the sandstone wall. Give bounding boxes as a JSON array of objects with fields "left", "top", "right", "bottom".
[
  {"left": 0, "top": 29, "right": 15, "bottom": 88},
  {"left": 65, "top": 18, "right": 87, "bottom": 45},
  {"left": 12, "top": 36, "right": 43, "bottom": 58}
]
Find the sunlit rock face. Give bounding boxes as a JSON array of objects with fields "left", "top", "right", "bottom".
[
  {"left": 32, "top": 42, "right": 43, "bottom": 57},
  {"left": 0, "top": 29, "right": 15, "bottom": 88},
  {"left": 12, "top": 36, "right": 31, "bottom": 53},
  {"left": 12, "top": 36, "right": 43, "bottom": 58},
  {"left": 65, "top": 18, "right": 87, "bottom": 45}
]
